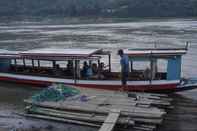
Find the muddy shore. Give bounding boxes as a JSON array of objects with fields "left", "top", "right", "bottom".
[
  {"left": 159, "top": 94, "right": 197, "bottom": 131},
  {"left": 0, "top": 82, "right": 95, "bottom": 131},
  {"left": 1, "top": 82, "right": 197, "bottom": 131}
]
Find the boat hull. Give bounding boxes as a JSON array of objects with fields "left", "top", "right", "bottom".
[{"left": 0, "top": 73, "right": 195, "bottom": 93}]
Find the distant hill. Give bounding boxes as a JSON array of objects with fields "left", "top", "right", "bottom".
[{"left": 0, "top": 0, "right": 197, "bottom": 17}]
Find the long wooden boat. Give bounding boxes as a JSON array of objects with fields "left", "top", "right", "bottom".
[{"left": 0, "top": 47, "right": 196, "bottom": 93}]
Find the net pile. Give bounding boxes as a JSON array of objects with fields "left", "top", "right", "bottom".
[{"left": 31, "top": 84, "right": 80, "bottom": 102}]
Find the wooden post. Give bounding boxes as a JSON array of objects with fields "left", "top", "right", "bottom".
[
  {"left": 14, "top": 59, "right": 17, "bottom": 65},
  {"left": 185, "top": 41, "right": 189, "bottom": 50},
  {"left": 52, "top": 61, "right": 56, "bottom": 68},
  {"left": 89, "top": 60, "right": 92, "bottom": 66},
  {"left": 9, "top": 59, "right": 12, "bottom": 66},
  {"left": 74, "top": 60, "right": 77, "bottom": 84},
  {"left": 108, "top": 54, "right": 111, "bottom": 72},
  {"left": 148, "top": 51, "right": 155, "bottom": 84},
  {"left": 98, "top": 59, "right": 100, "bottom": 66},
  {"left": 130, "top": 61, "right": 133, "bottom": 72},
  {"left": 150, "top": 58, "right": 153, "bottom": 84},
  {"left": 23, "top": 59, "right": 26, "bottom": 67},
  {"left": 32, "top": 59, "right": 34, "bottom": 67},
  {"left": 99, "top": 109, "right": 120, "bottom": 131},
  {"left": 38, "top": 60, "right": 40, "bottom": 67}
]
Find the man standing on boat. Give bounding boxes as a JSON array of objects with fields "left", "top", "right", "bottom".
[{"left": 118, "top": 49, "right": 129, "bottom": 86}]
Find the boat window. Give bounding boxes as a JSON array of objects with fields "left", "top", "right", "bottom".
[
  {"left": 24, "top": 59, "right": 33, "bottom": 66},
  {"left": 11, "top": 59, "right": 16, "bottom": 65},
  {"left": 15, "top": 59, "right": 23, "bottom": 65},
  {"left": 157, "top": 59, "right": 167, "bottom": 73},
  {"left": 133, "top": 61, "right": 150, "bottom": 71},
  {"left": 56, "top": 61, "right": 67, "bottom": 68},
  {"left": 39, "top": 60, "right": 53, "bottom": 68},
  {"left": 130, "top": 59, "right": 168, "bottom": 80},
  {"left": 155, "top": 59, "right": 167, "bottom": 80},
  {"left": 33, "top": 60, "right": 39, "bottom": 67}
]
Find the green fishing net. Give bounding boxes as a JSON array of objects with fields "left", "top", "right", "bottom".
[{"left": 31, "top": 84, "right": 80, "bottom": 102}]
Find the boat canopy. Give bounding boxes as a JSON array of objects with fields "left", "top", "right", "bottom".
[
  {"left": 20, "top": 48, "right": 108, "bottom": 60},
  {"left": 0, "top": 49, "right": 20, "bottom": 59},
  {"left": 21, "top": 48, "right": 102, "bottom": 57},
  {"left": 0, "top": 48, "right": 108, "bottom": 60},
  {"left": 124, "top": 48, "right": 187, "bottom": 58},
  {"left": 0, "top": 49, "right": 20, "bottom": 55}
]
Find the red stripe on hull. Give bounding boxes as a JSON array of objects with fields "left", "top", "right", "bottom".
[
  {"left": 75, "top": 83, "right": 178, "bottom": 92},
  {"left": 0, "top": 76, "right": 178, "bottom": 92},
  {"left": 0, "top": 77, "right": 51, "bottom": 87}
]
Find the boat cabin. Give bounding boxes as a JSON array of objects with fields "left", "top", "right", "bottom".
[
  {"left": 0, "top": 48, "right": 111, "bottom": 81},
  {"left": 124, "top": 48, "right": 187, "bottom": 81}
]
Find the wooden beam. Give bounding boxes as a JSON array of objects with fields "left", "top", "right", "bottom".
[
  {"left": 99, "top": 109, "right": 120, "bottom": 131},
  {"left": 21, "top": 113, "right": 100, "bottom": 127}
]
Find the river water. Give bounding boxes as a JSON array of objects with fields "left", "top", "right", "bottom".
[{"left": 0, "top": 18, "right": 197, "bottom": 130}]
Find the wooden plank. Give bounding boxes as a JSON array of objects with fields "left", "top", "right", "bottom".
[
  {"left": 27, "top": 106, "right": 134, "bottom": 126},
  {"left": 25, "top": 100, "right": 165, "bottom": 119},
  {"left": 99, "top": 109, "right": 120, "bottom": 131},
  {"left": 21, "top": 113, "right": 100, "bottom": 127},
  {"left": 24, "top": 88, "right": 172, "bottom": 131},
  {"left": 105, "top": 109, "right": 120, "bottom": 123},
  {"left": 26, "top": 99, "right": 164, "bottom": 114}
]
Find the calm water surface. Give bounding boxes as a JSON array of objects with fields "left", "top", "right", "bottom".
[{"left": 0, "top": 18, "right": 197, "bottom": 130}]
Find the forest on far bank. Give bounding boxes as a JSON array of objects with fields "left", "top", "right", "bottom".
[{"left": 0, "top": 0, "right": 197, "bottom": 18}]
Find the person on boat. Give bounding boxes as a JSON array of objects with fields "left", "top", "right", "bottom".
[
  {"left": 66, "top": 60, "right": 73, "bottom": 76},
  {"left": 54, "top": 64, "right": 62, "bottom": 76},
  {"left": 98, "top": 62, "right": 105, "bottom": 79},
  {"left": 86, "top": 65, "right": 93, "bottom": 78},
  {"left": 118, "top": 49, "right": 129, "bottom": 85},
  {"left": 92, "top": 63, "right": 98, "bottom": 75},
  {"left": 81, "top": 61, "right": 89, "bottom": 78},
  {"left": 143, "top": 67, "right": 151, "bottom": 80}
]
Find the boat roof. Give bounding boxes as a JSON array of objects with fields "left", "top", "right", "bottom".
[
  {"left": 0, "top": 49, "right": 19, "bottom": 55},
  {"left": 124, "top": 48, "right": 187, "bottom": 57},
  {"left": 0, "top": 49, "right": 20, "bottom": 59},
  {"left": 20, "top": 48, "right": 102, "bottom": 57},
  {"left": 0, "top": 48, "right": 105, "bottom": 60}
]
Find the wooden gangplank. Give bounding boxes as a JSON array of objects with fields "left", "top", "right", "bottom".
[{"left": 99, "top": 109, "right": 120, "bottom": 131}]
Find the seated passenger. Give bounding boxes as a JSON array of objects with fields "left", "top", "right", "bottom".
[{"left": 92, "top": 63, "right": 98, "bottom": 75}]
